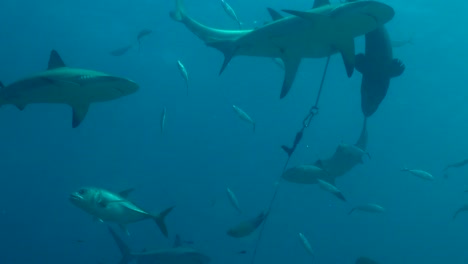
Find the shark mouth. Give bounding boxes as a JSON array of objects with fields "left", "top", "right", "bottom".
[{"left": 69, "top": 194, "right": 82, "bottom": 201}]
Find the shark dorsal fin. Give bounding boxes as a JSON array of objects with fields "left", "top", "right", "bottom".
[
  {"left": 173, "top": 234, "right": 182, "bottom": 248},
  {"left": 119, "top": 188, "right": 135, "bottom": 198},
  {"left": 312, "top": 0, "right": 330, "bottom": 9},
  {"left": 266, "top": 8, "right": 284, "bottom": 21},
  {"left": 48, "top": 50, "right": 66, "bottom": 70}
]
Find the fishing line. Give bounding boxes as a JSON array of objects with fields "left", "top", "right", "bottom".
[{"left": 249, "top": 56, "right": 331, "bottom": 264}]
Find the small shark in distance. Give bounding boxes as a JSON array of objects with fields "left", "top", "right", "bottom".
[
  {"left": 108, "top": 226, "right": 211, "bottom": 264},
  {"left": 0, "top": 50, "right": 139, "bottom": 128},
  {"left": 171, "top": 0, "right": 395, "bottom": 98}
]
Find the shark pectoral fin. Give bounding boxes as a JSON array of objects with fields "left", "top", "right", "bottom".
[
  {"left": 205, "top": 40, "right": 238, "bottom": 75},
  {"left": 354, "top": 53, "right": 368, "bottom": 74},
  {"left": 266, "top": 8, "right": 284, "bottom": 21},
  {"left": 388, "top": 58, "right": 406, "bottom": 78},
  {"left": 332, "top": 37, "right": 355, "bottom": 77},
  {"left": 119, "top": 188, "right": 135, "bottom": 198},
  {"left": 71, "top": 104, "right": 90, "bottom": 128},
  {"left": 312, "top": 0, "right": 331, "bottom": 9},
  {"left": 48, "top": 50, "right": 66, "bottom": 70},
  {"left": 280, "top": 55, "right": 301, "bottom": 99},
  {"left": 282, "top": 10, "right": 329, "bottom": 23}
]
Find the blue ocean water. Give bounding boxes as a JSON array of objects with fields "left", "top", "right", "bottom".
[{"left": 1, "top": 0, "right": 468, "bottom": 263}]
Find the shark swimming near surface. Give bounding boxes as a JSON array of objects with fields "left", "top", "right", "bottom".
[
  {"left": 0, "top": 50, "right": 139, "bottom": 128},
  {"left": 171, "top": 0, "right": 395, "bottom": 98}
]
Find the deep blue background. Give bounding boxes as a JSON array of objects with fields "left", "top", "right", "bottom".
[{"left": 0, "top": 0, "right": 468, "bottom": 263}]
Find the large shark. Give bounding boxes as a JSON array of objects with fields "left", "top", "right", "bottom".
[
  {"left": 355, "top": 25, "right": 405, "bottom": 117},
  {"left": 108, "top": 226, "right": 211, "bottom": 264},
  {"left": 171, "top": 0, "right": 395, "bottom": 98},
  {"left": 0, "top": 50, "right": 139, "bottom": 128}
]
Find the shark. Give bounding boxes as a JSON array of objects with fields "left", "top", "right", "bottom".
[
  {"left": 281, "top": 118, "right": 368, "bottom": 200},
  {"left": 355, "top": 24, "right": 405, "bottom": 117},
  {"left": 108, "top": 226, "right": 211, "bottom": 264},
  {"left": 0, "top": 50, "right": 139, "bottom": 128},
  {"left": 170, "top": 0, "right": 395, "bottom": 98}
]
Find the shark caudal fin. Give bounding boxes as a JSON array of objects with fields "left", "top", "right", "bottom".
[
  {"left": 152, "top": 206, "right": 175, "bottom": 238},
  {"left": 108, "top": 226, "right": 134, "bottom": 264},
  {"left": 169, "top": 0, "right": 187, "bottom": 22}
]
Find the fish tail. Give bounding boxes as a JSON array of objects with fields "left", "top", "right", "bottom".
[
  {"left": 152, "top": 206, "right": 175, "bottom": 238},
  {"left": 170, "top": 0, "right": 186, "bottom": 22},
  {"left": 107, "top": 226, "right": 134, "bottom": 264}
]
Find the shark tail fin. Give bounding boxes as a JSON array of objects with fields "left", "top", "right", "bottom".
[
  {"left": 206, "top": 40, "right": 238, "bottom": 75},
  {"left": 107, "top": 226, "right": 134, "bottom": 264},
  {"left": 152, "top": 206, "right": 175, "bottom": 238},
  {"left": 170, "top": 0, "right": 187, "bottom": 22}
]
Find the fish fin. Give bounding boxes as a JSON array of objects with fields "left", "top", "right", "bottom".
[
  {"left": 173, "top": 234, "right": 182, "bottom": 248},
  {"left": 334, "top": 192, "right": 346, "bottom": 202},
  {"left": 314, "top": 159, "right": 324, "bottom": 169},
  {"left": 119, "top": 224, "right": 130, "bottom": 236},
  {"left": 206, "top": 40, "right": 239, "bottom": 75},
  {"left": 332, "top": 38, "right": 355, "bottom": 77},
  {"left": 119, "top": 188, "right": 135, "bottom": 198},
  {"left": 388, "top": 58, "right": 405, "bottom": 78},
  {"left": 170, "top": 0, "right": 187, "bottom": 22},
  {"left": 279, "top": 55, "right": 301, "bottom": 99},
  {"left": 282, "top": 10, "right": 329, "bottom": 22},
  {"left": 48, "top": 50, "right": 66, "bottom": 70},
  {"left": 312, "top": 0, "right": 330, "bottom": 9},
  {"left": 354, "top": 53, "right": 368, "bottom": 74},
  {"left": 71, "top": 104, "right": 90, "bottom": 128},
  {"left": 0, "top": 81, "right": 4, "bottom": 89},
  {"left": 152, "top": 206, "right": 175, "bottom": 238},
  {"left": 266, "top": 8, "right": 284, "bottom": 21},
  {"left": 15, "top": 104, "right": 26, "bottom": 111},
  {"left": 107, "top": 226, "right": 134, "bottom": 264}
]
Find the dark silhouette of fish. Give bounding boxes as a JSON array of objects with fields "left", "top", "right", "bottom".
[
  {"left": 355, "top": 25, "right": 405, "bottom": 117},
  {"left": 110, "top": 45, "right": 133, "bottom": 56},
  {"left": 137, "top": 29, "right": 153, "bottom": 52}
]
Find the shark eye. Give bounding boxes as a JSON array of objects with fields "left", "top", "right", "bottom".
[{"left": 78, "top": 189, "right": 88, "bottom": 195}]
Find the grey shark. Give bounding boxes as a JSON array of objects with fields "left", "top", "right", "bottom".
[
  {"left": 281, "top": 118, "right": 368, "bottom": 199},
  {"left": 313, "top": 117, "right": 368, "bottom": 179},
  {"left": 108, "top": 226, "right": 211, "bottom": 264},
  {"left": 0, "top": 50, "right": 138, "bottom": 127},
  {"left": 355, "top": 24, "right": 405, "bottom": 117},
  {"left": 171, "top": 0, "right": 395, "bottom": 98}
]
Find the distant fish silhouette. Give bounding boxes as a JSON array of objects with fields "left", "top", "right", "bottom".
[
  {"left": 110, "top": 45, "right": 133, "bottom": 56},
  {"left": 137, "top": 29, "right": 153, "bottom": 52}
]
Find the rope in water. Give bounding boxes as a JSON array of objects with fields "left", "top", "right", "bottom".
[{"left": 249, "top": 55, "right": 331, "bottom": 264}]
